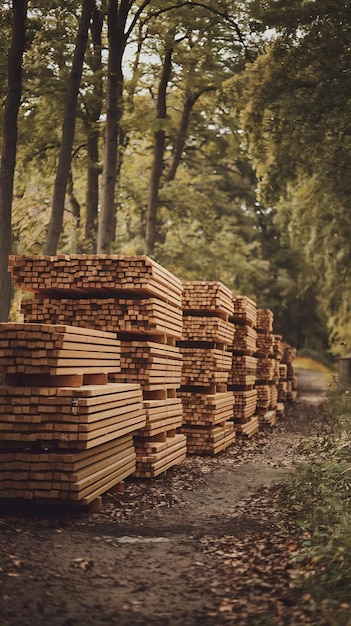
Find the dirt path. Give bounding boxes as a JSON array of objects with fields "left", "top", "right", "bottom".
[{"left": 0, "top": 369, "right": 329, "bottom": 626}]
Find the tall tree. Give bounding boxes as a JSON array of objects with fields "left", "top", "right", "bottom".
[
  {"left": 82, "top": 3, "right": 104, "bottom": 251},
  {"left": 0, "top": 0, "right": 27, "bottom": 322},
  {"left": 97, "top": 0, "right": 152, "bottom": 254},
  {"left": 44, "top": 0, "right": 95, "bottom": 255},
  {"left": 145, "top": 31, "right": 174, "bottom": 255},
  {"left": 224, "top": 0, "right": 351, "bottom": 352}
]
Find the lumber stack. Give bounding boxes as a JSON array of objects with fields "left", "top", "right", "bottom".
[
  {"left": 9, "top": 254, "right": 187, "bottom": 479},
  {"left": 277, "top": 363, "right": 288, "bottom": 405},
  {"left": 272, "top": 335, "right": 286, "bottom": 417},
  {"left": 255, "top": 309, "right": 278, "bottom": 425},
  {"left": 9, "top": 254, "right": 182, "bottom": 306},
  {"left": 0, "top": 323, "right": 121, "bottom": 379},
  {"left": 0, "top": 435, "right": 136, "bottom": 505},
  {"left": 178, "top": 282, "right": 235, "bottom": 455},
  {"left": 0, "top": 322, "right": 146, "bottom": 505},
  {"left": 21, "top": 297, "right": 183, "bottom": 338},
  {"left": 229, "top": 295, "right": 259, "bottom": 437},
  {"left": 281, "top": 343, "right": 298, "bottom": 401},
  {"left": 0, "top": 381, "right": 145, "bottom": 449}
]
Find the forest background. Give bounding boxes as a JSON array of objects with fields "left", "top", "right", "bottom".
[{"left": 1, "top": 0, "right": 350, "bottom": 364}]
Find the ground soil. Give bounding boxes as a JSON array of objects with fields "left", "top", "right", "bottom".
[{"left": 0, "top": 369, "right": 330, "bottom": 626}]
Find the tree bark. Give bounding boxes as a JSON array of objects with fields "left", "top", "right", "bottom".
[
  {"left": 44, "top": 0, "right": 94, "bottom": 255},
  {"left": 145, "top": 42, "right": 173, "bottom": 257},
  {"left": 97, "top": 0, "right": 127, "bottom": 254},
  {"left": 0, "top": 0, "right": 27, "bottom": 323},
  {"left": 84, "top": 5, "right": 103, "bottom": 252}
]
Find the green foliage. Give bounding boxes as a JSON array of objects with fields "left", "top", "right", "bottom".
[
  {"left": 281, "top": 387, "right": 351, "bottom": 624},
  {"left": 224, "top": 0, "right": 351, "bottom": 355}
]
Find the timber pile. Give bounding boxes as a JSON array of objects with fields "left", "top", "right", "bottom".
[
  {"left": 178, "top": 281, "right": 235, "bottom": 455},
  {"left": 0, "top": 382, "right": 145, "bottom": 449},
  {"left": 181, "top": 281, "right": 234, "bottom": 317},
  {"left": 255, "top": 309, "right": 279, "bottom": 425},
  {"left": 0, "top": 323, "right": 146, "bottom": 505},
  {"left": 0, "top": 435, "right": 136, "bottom": 505},
  {"left": 277, "top": 364, "right": 288, "bottom": 404},
  {"left": 229, "top": 295, "right": 259, "bottom": 437},
  {"left": 0, "top": 323, "right": 121, "bottom": 378},
  {"left": 228, "top": 355, "right": 257, "bottom": 388},
  {"left": 231, "top": 295, "right": 257, "bottom": 327},
  {"left": 21, "top": 297, "right": 183, "bottom": 338},
  {"left": 272, "top": 335, "right": 286, "bottom": 417},
  {"left": 8, "top": 255, "right": 187, "bottom": 480},
  {"left": 9, "top": 254, "right": 182, "bottom": 307},
  {"left": 256, "top": 308, "right": 274, "bottom": 333},
  {"left": 282, "top": 343, "right": 298, "bottom": 401}
]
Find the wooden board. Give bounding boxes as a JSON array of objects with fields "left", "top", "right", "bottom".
[
  {"left": 256, "top": 357, "right": 276, "bottom": 382},
  {"left": 235, "top": 415, "right": 259, "bottom": 437},
  {"left": 181, "top": 422, "right": 236, "bottom": 455},
  {"left": 180, "top": 346, "right": 232, "bottom": 387},
  {"left": 233, "top": 388, "right": 257, "bottom": 420},
  {"left": 22, "top": 296, "right": 183, "bottom": 339},
  {"left": 0, "top": 434, "right": 136, "bottom": 503},
  {"left": 181, "top": 316, "right": 234, "bottom": 345},
  {"left": 133, "top": 433, "right": 187, "bottom": 478},
  {"left": 0, "top": 323, "right": 121, "bottom": 376},
  {"left": 229, "top": 355, "right": 257, "bottom": 387},
  {"left": 232, "top": 324, "right": 257, "bottom": 354},
  {"left": 178, "top": 390, "right": 234, "bottom": 426},
  {"left": 256, "top": 309, "right": 274, "bottom": 333},
  {"left": 255, "top": 384, "right": 271, "bottom": 409},
  {"left": 182, "top": 281, "right": 234, "bottom": 317},
  {"left": 0, "top": 383, "right": 146, "bottom": 448},
  {"left": 231, "top": 295, "right": 257, "bottom": 327},
  {"left": 110, "top": 340, "right": 183, "bottom": 391},
  {"left": 135, "top": 398, "right": 183, "bottom": 436},
  {"left": 8, "top": 254, "right": 183, "bottom": 307},
  {"left": 255, "top": 332, "right": 274, "bottom": 357}
]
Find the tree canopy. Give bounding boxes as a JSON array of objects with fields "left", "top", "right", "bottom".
[{"left": 2, "top": 0, "right": 348, "bottom": 358}]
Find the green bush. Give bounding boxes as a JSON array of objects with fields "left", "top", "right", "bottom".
[{"left": 282, "top": 387, "right": 351, "bottom": 625}]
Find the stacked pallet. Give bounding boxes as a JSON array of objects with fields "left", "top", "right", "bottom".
[
  {"left": 0, "top": 323, "right": 146, "bottom": 505},
  {"left": 229, "top": 296, "right": 259, "bottom": 437},
  {"left": 255, "top": 309, "right": 278, "bottom": 426},
  {"left": 282, "top": 343, "right": 298, "bottom": 401},
  {"left": 9, "top": 254, "right": 187, "bottom": 479},
  {"left": 178, "top": 282, "right": 235, "bottom": 455}
]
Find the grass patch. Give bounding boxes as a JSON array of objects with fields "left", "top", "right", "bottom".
[{"left": 293, "top": 356, "right": 334, "bottom": 375}]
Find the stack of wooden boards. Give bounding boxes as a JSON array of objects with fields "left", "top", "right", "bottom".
[
  {"left": 229, "top": 296, "right": 259, "bottom": 437},
  {"left": 0, "top": 254, "right": 298, "bottom": 506},
  {"left": 282, "top": 343, "right": 298, "bottom": 401},
  {"left": 0, "top": 323, "right": 145, "bottom": 504},
  {"left": 254, "top": 309, "right": 278, "bottom": 425},
  {"left": 178, "top": 281, "right": 236, "bottom": 455},
  {"left": 10, "top": 254, "right": 187, "bottom": 480}
]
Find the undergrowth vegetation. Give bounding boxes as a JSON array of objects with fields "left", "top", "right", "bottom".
[{"left": 282, "top": 387, "right": 351, "bottom": 625}]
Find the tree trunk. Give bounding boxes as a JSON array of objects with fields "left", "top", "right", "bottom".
[
  {"left": 44, "top": 0, "right": 94, "bottom": 255},
  {"left": 166, "top": 86, "right": 216, "bottom": 183},
  {"left": 97, "top": 0, "right": 127, "bottom": 254},
  {"left": 145, "top": 42, "right": 173, "bottom": 257},
  {"left": 85, "top": 130, "right": 100, "bottom": 251},
  {"left": 0, "top": 0, "right": 27, "bottom": 323},
  {"left": 84, "top": 5, "right": 103, "bottom": 252}
]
